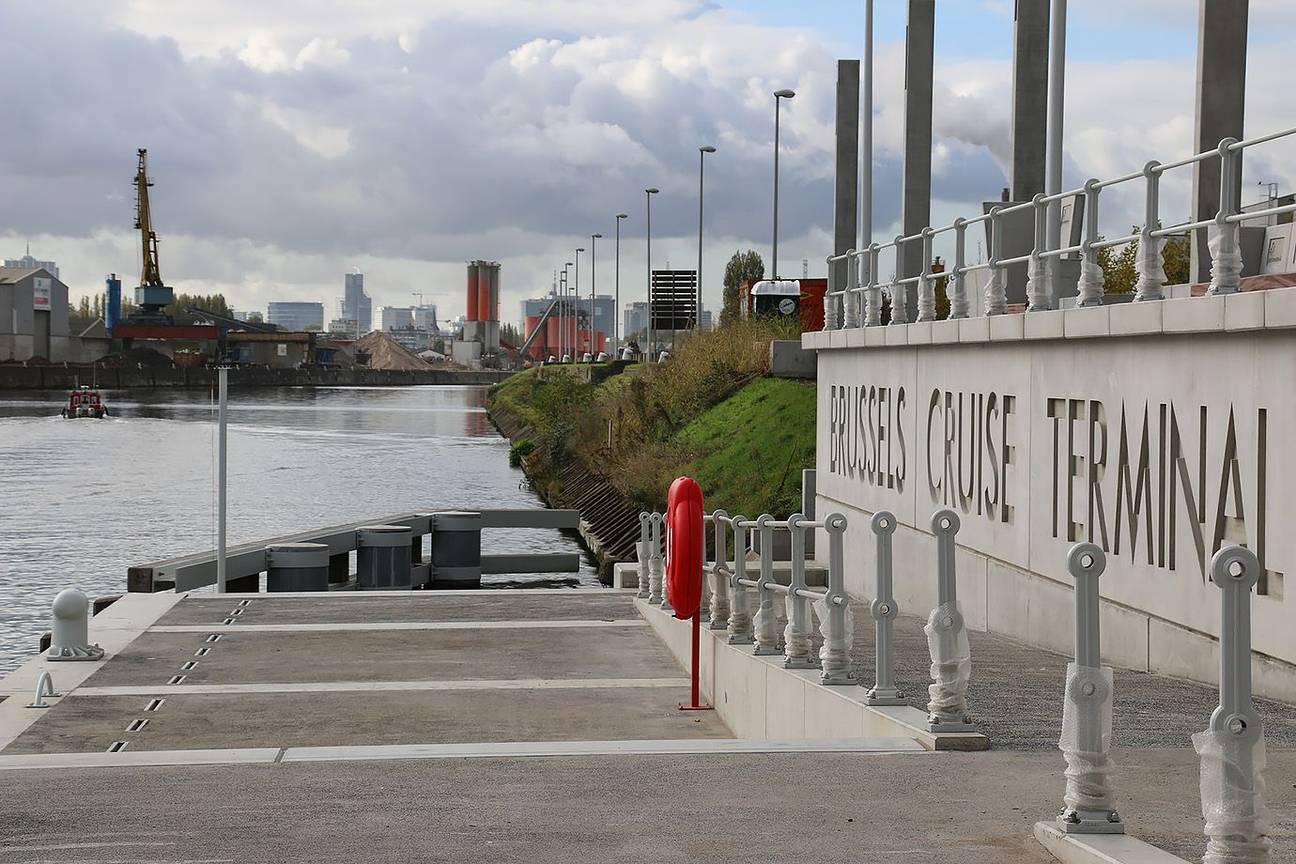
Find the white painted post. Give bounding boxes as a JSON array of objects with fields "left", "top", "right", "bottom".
[
  {"left": 1134, "top": 161, "right": 1166, "bottom": 302},
  {"left": 916, "top": 228, "right": 936, "bottom": 322},
  {"left": 217, "top": 365, "right": 228, "bottom": 594},
  {"left": 865, "top": 244, "right": 882, "bottom": 326},
  {"left": 824, "top": 256, "right": 840, "bottom": 330},
  {"left": 636, "top": 512, "right": 652, "bottom": 600},
  {"left": 1077, "top": 179, "right": 1106, "bottom": 307},
  {"left": 1193, "top": 545, "right": 1271, "bottom": 864},
  {"left": 843, "top": 250, "right": 860, "bottom": 328},
  {"left": 648, "top": 511, "right": 664, "bottom": 605},
  {"left": 890, "top": 236, "right": 910, "bottom": 325},
  {"left": 1208, "top": 139, "right": 1244, "bottom": 297},
  {"left": 45, "top": 588, "right": 104, "bottom": 662},
  {"left": 985, "top": 207, "right": 1008, "bottom": 315},
  {"left": 783, "top": 514, "right": 815, "bottom": 668},
  {"left": 866, "top": 511, "right": 905, "bottom": 705},
  {"left": 950, "top": 219, "right": 969, "bottom": 320},
  {"left": 1027, "top": 193, "right": 1051, "bottom": 311},
  {"left": 818, "top": 513, "right": 853, "bottom": 684},
  {"left": 1057, "top": 543, "right": 1122, "bottom": 834},
  {"left": 709, "top": 509, "right": 731, "bottom": 630},
  {"left": 727, "top": 515, "right": 754, "bottom": 644},
  {"left": 925, "top": 509, "right": 975, "bottom": 732},
  {"left": 752, "top": 514, "right": 781, "bottom": 655}
]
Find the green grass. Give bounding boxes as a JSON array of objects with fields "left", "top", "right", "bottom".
[{"left": 676, "top": 377, "right": 815, "bottom": 517}]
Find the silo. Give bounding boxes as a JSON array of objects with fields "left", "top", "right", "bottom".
[
  {"left": 466, "top": 262, "right": 480, "bottom": 321},
  {"left": 488, "top": 263, "right": 500, "bottom": 322},
  {"left": 476, "top": 262, "right": 491, "bottom": 324}
]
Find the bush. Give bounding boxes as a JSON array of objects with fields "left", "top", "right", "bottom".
[{"left": 508, "top": 439, "right": 535, "bottom": 467}]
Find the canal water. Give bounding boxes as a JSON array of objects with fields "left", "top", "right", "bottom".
[{"left": 0, "top": 385, "right": 597, "bottom": 673}]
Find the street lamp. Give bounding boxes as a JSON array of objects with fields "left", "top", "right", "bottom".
[
  {"left": 562, "top": 262, "right": 572, "bottom": 360},
  {"left": 772, "top": 88, "right": 796, "bottom": 280},
  {"left": 697, "top": 145, "right": 716, "bottom": 334},
  {"left": 645, "top": 187, "right": 659, "bottom": 357},
  {"left": 614, "top": 213, "right": 628, "bottom": 352},
  {"left": 574, "top": 247, "right": 585, "bottom": 360},
  {"left": 590, "top": 233, "right": 602, "bottom": 357}
]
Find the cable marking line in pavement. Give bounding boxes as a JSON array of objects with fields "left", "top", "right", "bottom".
[
  {"left": 149, "top": 619, "right": 650, "bottom": 633},
  {"left": 145, "top": 698, "right": 165, "bottom": 712},
  {"left": 72, "top": 677, "right": 694, "bottom": 697}
]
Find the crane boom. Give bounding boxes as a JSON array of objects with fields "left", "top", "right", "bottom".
[{"left": 134, "top": 149, "right": 163, "bottom": 288}]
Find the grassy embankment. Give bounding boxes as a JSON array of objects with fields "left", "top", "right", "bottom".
[{"left": 488, "top": 317, "right": 815, "bottom": 518}]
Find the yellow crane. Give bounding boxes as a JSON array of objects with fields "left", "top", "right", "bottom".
[{"left": 132, "top": 148, "right": 173, "bottom": 316}]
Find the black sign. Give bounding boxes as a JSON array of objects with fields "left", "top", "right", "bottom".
[{"left": 650, "top": 270, "right": 698, "bottom": 331}]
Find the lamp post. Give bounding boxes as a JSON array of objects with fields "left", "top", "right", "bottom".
[
  {"left": 561, "top": 263, "right": 572, "bottom": 360},
  {"left": 772, "top": 88, "right": 796, "bottom": 280},
  {"left": 697, "top": 145, "right": 716, "bottom": 333},
  {"left": 645, "top": 187, "right": 659, "bottom": 358},
  {"left": 615, "top": 214, "right": 628, "bottom": 353},
  {"left": 575, "top": 247, "right": 585, "bottom": 360},
  {"left": 590, "top": 234, "right": 602, "bottom": 356}
]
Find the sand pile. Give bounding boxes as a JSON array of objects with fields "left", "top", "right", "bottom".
[{"left": 356, "top": 331, "right": 432, "bottom": 371}]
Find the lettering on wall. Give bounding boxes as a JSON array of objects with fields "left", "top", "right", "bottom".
[
  {"left": 925, "top": 389, "right": 1016, "bottom": 525},
  {"left": 827, "top": 384, "right": 907, "bottom": 493}
]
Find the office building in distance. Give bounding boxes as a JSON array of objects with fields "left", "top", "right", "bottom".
[{"left": 267, "top": 301, "right": 324, "bottom": 331}]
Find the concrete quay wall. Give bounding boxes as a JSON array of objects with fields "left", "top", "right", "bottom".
[
  {"left": 807, "top": 291, "right": 1296, "bottom": 702},
  {"left": 0, "top": 365, "right": 513, "bottom": 390}
]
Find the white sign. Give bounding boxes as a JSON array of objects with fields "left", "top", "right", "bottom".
[
  {"left": 277, "top": 343, "right": 288, "bottom": 357},
  {"left": 33, "top": 277, "right": 51, "bottom": 311}
]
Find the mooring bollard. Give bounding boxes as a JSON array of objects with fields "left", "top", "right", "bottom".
[
  {"left": 357, "top": 524, "right": 414, "bottom": 590},
  {"left": 45, "top": 588, "right": 104, "bottom": 662},
  {"left": 648, "top": 512, "right": 664, "bottom": 605},
  {"left": 727, "top": 514, "right": 754, "bottom": 644},
  {"left": 266, "top": 543, "right": 330, "bottom": 593},
  {"left": 709, "top": 509, "right": 731, "bottom": 630},
  {"left": 26, "top": 671, "right": 60, "bottom": 708},
  {"left": 866, "top": 511, "right": 905, "bottom": 705},
  {"left": 636, "top": 512, "right": 652, "bottom": 600},
  {"left": 816, "top": 512, "right": 854, "bottom": 684},
  {"left": 782, "top": 514, "right": 815, "bottom": 668},
  {"left": 752, "top": 515, "right": 781, "bottom": 655},
  {"left": 924, "top": 509, "right": 975, "bottom": 732},
  {"left": 1057, "top": 542, "right": 1122, "bottom": 834},
  {"left": 1193, "top": 545, "right": 1271, "bottom": 864}
]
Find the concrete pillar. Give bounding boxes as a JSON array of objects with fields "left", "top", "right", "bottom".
[
  {"left": 1009, "top": 1, "right": 1050, "bottom": 201},
  {"left": 833, "top": 60, "right": 861, "bottom": 289},
  {"left": 1190, "top": 0, "right": 1248, "bottom": 283},
  {"left": 900, "top": 0, "right": 935, "bottom": 321}
]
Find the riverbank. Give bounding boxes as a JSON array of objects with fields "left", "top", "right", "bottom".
[{"left": 0, "top": 365, "right": 512, "bottom": 390}]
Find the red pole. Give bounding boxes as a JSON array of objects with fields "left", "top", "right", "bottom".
[{"left": 691, "top": 610, "right": 701, "bottom": 707}]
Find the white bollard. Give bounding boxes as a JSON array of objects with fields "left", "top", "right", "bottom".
[
  {"left": 924, "top": 510, "right": 975, "bottom": 733},
  {"left": 46, "top": 589, "right": 104, "bottom": 662}
]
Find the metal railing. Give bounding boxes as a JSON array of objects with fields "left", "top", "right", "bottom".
[{"left": 822, "top": 126, "right": 1296, "bottom": 328}]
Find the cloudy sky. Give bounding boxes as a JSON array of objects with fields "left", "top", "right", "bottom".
[{"left": 2, "top": 1, "right": 1294, "bottom": 326}]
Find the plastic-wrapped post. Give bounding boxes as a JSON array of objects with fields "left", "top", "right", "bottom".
[
  {"left": 782, "top": 514, "right": 815, "bottom": 668},
  {"left": 949, "top": 220, "right": 969, "bottom": 320},
  {"left": 709, "top": 509, "right": 731, "bottom": 630},
  {"left": 1207, "top": 139, "right": 1243, "bottom": 297},
  {"left": 925, "top": 509, "right": 975, "bottom": 732},
  {"left": 636, "top": 512, "right": 652, "bottom": 600},
  {"left": 1077, "top": 179, "right": 1106, "bottom": 307},
  {"left": 866, "top": 511, "right": 905, "bottom": 705},
  {"left": 726, "top": 515, "right": 754, "bottom": 644},
  {"left": 1134, "top": 161, "right": 1166, "bottom": 303},
  {"left": 1026, "top": 193, "right": 1050, "bottom": 312},
  {"left": 752, "top": 515, "right": 781, "bottom": 655},
  {"left": 985, "top": 207, "right": 1007, "bottom": 316},
  {"left": 823, "top": 256, "right": 839, "bottom": 330},
  {"left": 1057, "top": 543, "right": 1122, "bottom": 834},
  {"left": 865, "top": 244, "right": 881, "bottom": 327},
  {"left": 648, "top": 512, "right": 664, "bottom": 605},
  {"left": 916, "top": 229, "right": 936, "bottom": 322},
  {"left": 889, "top": 235, "right": 910, "bottom": 325},
  {"left": 1193, "top": 545, "right": 1271, "bottom": 864},
  {"left": 842, "top": 250, "right": 859, "bottom": 328},
  {"left": 817, "top": 513, "right": 854, "bottom": 684}
]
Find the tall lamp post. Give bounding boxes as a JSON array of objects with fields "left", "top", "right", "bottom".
[
  {"left": 645, "top": 187, "right": 659, "bottom": 357},
  {"left": 696, "top": 145, "right": 716, "bottom": 333},
  {"left": 574, "top": 247, "right": 585, "bottom": 360},
  {"left": 772, "top": 88, "right": 796, "bottom": 280},
  {"left": 590, "top": 233, "right": 602, "bottom": 356},
  {"left": 614, "top": 213, "right": 628, "bottom": 353},
  {"left": 561, "top": 263, "right": 572, "bottom": 360}
]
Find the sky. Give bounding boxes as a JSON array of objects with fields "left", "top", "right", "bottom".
[{"left": 1, "top": 0, "right": 1294, "bottom": 327}]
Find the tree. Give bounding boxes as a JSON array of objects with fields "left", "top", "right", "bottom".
[
  {"left": 1098, "top": 227, "right": 1190, "bottom": 295},
  {"left": 245, "top": 311, "right": 264, "bottom": 324},
  {"left": 721, "top": 250, "right": 764, "bottom": 326},
  {"left": 167, "top": 293, "right": 232, "bottom": 320}
]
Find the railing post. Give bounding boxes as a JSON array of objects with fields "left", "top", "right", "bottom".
[
  {"left": 916, "top": 229, "right": 936, "bottom": 322},
  {"left": 889, "top": 236, "right": 910, "bottom": 325},
  {"left": 950, "top": 219, "right": 969, "bottom": 320},
  {"left": 1208, "top": 139, "right": 1244, "bottom": 297},
  {"left": 1134, "top": 161, "right": 1166, "bottom": 302},
  {"left": 818, "top": 512, "right": 853, "bottom": 684},
  {"left": 842, "top": 250, "right": 860, "bottom": 328},
  {"left": 727, "top": 515, "right": 754, "bottom": 644},
  {"left": 924, "top": 509, "right": 975, "bottom": 732},
  {"left": 752, "top": 514, "right": 782, "bottom": 655},
  {"left": 1056, "top": 543, "right": 1122, "bottom": 834},
  {"left": 866, "top": 511, "right": 905, "bottom": 705},
  {"left": 1077, "top": 179, "right": 1106, "bottom": 307},
  {"left": 865, "top": 244, "right": 882, "bottom": 326},
  {"left": 783, "top": 514, "right": 815, "bottom": 668},
  {"left": 648, "top": 511, "right": 664, "bottom": 605},
  {"left": 824, "top": 256, "right": 840, "bottom": 330},
  {"left": 1193, "top": 545, "right": 1270, "bottom": 864},
  {"left": 636, "top": 512, "right": 652, "bottom": 600},
  {"left": 1027, "top": 193, "right": 1050, "bottom": 311},
  {"left": 709, "top": 509, "right": 731, "bottom": 630},
  {"left": 985, "top": 206, "right": 1007, "bottom": 315}
]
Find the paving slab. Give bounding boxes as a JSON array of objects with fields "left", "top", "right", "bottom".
[
  {"left": 0, "top": 748, "right": 1290, "bottom": 863},
  {"left": 3, "top": 686, "right": 730, "bottom": 753}
]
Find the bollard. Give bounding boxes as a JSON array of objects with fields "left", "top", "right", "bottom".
[
  {"left": 357, "top": 525, "right": 413, "bottom": 590},
  {"left": 924, "top": 509, "right": 975, "bottom": 732},
  {"left": 726, "top": 515, "right": 754, "bottom": 644},
  {"left": 1057, "top": 543, "right": 1122, "bottom": 834},
  {"left": 266, "top": 543, "right": 329, "bottom": 592},
  {"left": 709, "top": 509, "right": 731, "bottom": 630},
  {"left": 752, "top": 515, "right": 782, "bottom": 655},
  {"left": 648, "top": 512, "right": 664, "bottom": 605},
  {"left": 26, "top": 671, "right": 60, "bottom": 708},
  {"left": 782, "top": 514, "right": 815, "bottom": 668},
  {"left": 45, "top": 589, "right": 104, "bottom": 662},
  {"left": 658, "top": 506, "right": 674, "bottom": 613},
  {"left": 1193, "top": 545, "right": 1271, "bottom": 864},
  {"left": 636, "top": 512, "right": 652, "bottom": 600},
  {"left": 431, "top": 512, "right": 482, "bottom": 589},
  {"left": 816, "top": 513, "right": 854, "bottom": 684},
  {"left": 866, "top": 511, "right": 905, "bottom": 705}
]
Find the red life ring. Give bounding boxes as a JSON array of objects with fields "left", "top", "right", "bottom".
[{"left": 665, "top": 476, "right": 704, "bottom": 620}]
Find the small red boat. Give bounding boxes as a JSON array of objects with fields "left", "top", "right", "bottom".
[{"left": 60, "top": 385, "right": 109, "bottom": 419}]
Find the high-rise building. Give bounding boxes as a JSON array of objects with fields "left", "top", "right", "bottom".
[
  {"left": 341, "top": 271, "right": 372, "bottom": 334},
  {"left": 4, "top": 247, "right": 58, "bottom": 280},
  {"left": 381, "top": 306, "right": 413, "bottom": 331},
  {"left": 623, "top": 301, "right": 649, "bottom": 341},
  {"left": 267, "top": 301, "right": 324, "bottom": 331}
]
